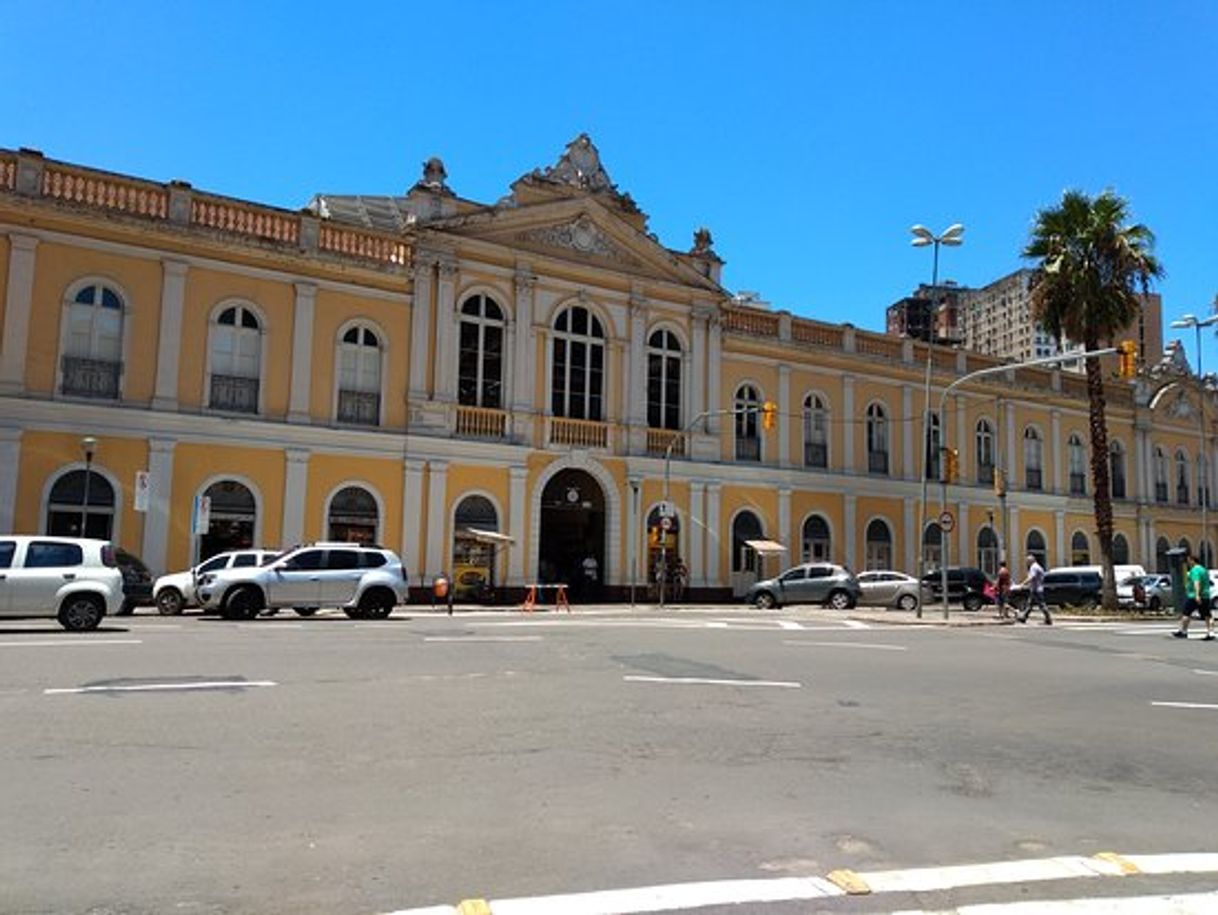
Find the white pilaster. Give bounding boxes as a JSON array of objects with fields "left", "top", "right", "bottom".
[
  {"left": 844, "top": 494, "right": 857, "bottom": 570},
  {"left": 903, "top": 497, "right": 916, "bottom": 575},
  {"left": 511, "top": 271, "right": 535, "bottom": 412},
  {"left": 1051, "top": 409, "right": 1062, "bottom": 494},
  {"left": 1009, "top": 506, "right": 1021, "bottom": 563},
  {"left": 956, "top": 395, "right": 967, "bottom": 480},
  {"left": 627, "top": 295, "right": 647, "bottom": 428},
  {"left": 401, "top": 459, "right": 426, "bottom": 584},
  {"left": 777, "top": 364, "right": 791, "bottom": 468},
  {"left": 1005, "top": 400, "right": 1018, "bottom": 489},
  {"left": 705, "top": 483, "right": 721, "bottom": 586},
  {"left": 287, "top": 282, "right": 317, "bottom": 423},
  {"left": 706, "top": 318, "right": 722, "bottom": 433},
  {"left": 0, "top": 234, "right": 39, "bottom": 394},
  {"left": 433, "top": 260, "right": 458, "bottom": 402},
  {"left": 691, "top": 306, "right": 710, "bottom": 422},
  {"left": 425, "top": 461, "right": 449, "bottom": 578},
  {"left": 281, "top": 449, "right": 310, "bottom": 547},
  {"left": 688, "top": 480, "right": 705, "bottom": 588},
  {"left": 141, "top": 438, "right": 176, "bottom": 576},
  {"left": 508, "top": 466, "right": 528, "bottom": 585},
  {"left": 842, "top": 375, "right": 856, "bottom": 473},
  {"left": 957, "top": 500, "right": 969, "bottom": 568},
  {"left": 409, "top": 258, "right": 434, "bottom": 400},
  {"left": 902, "top": 384, "right": 915, "bottom": 481},
  {"left": 0, "top": 427, "right": 22, "bottom": 533},
  {"left": 778, "top": 487, "right": 791, "bottom": 551},
  {"left": 152, "top": 260, "right": 188, "bottom": 411},
  {"left": 1055, "top": 509, "right": 1066, "bottom": 567},
  {"left": 1134, "top": 421, "right": 1150, "bottom": 503}
]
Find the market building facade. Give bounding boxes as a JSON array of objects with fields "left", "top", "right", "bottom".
[{"left": 0, "top": 138, "right": 1212, "bottom": 601}]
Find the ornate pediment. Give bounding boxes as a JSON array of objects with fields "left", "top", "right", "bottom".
[{"left": 515, "top": 214, "right": 643, "bottom": 268}]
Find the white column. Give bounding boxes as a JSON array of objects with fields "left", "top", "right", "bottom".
[
  {"left": 777, "top": 364, "right": 791, "bottom": 468},
  {"left": 433, "top": 261, "right": 458, "bottom": 401},
  {"left": 511, "top": 271, "right": 535, "bottom": 412},
  {"left": 287, "top": 282, "right": 317, "bottom": 423},
  {"left": 706, "top": 318, "right": 722, "bottom": 433},
  {"left": 1009, "top": 506, "right": 1021, "bottom": 564},
  {"left": 1055, "top": 509, "right": 1067, "bottom": 567},
  {"left": 688, "top": 480, "right": 705, "bottom": 588},
  {"left": 401, "top": 459, "right": 425, "bottom": 585},
  {"left": 690, "top": 307, "right": 709, "bottom": 422},
  {"left": 409, "top": 259, "right": 434, "bottom": 401},
  {"left": 1005, "top": 400, "right": 1018, "bottom": 488},
  {"left": 1134, "top": 422, "right": 1150, "bottom": 503},
  {"left": 1051, "top": 409, "right": 1063, "bottom": 494},
  {"left": 956, "top": 395, "right": 967, "bottom": 480},
  {"left": 903, "top": 497, "right": 916, "bottom": 574},
  {"left": 508, "top": 466, "right": 528, "bottom": 586},
  {"left": 842, "top": 374, "right": 856, "bottom": 473},
  {"left": 778, "top": 487, "right": 791, "bottom": 551},
  {"left": 152, "top": 260, "right": 188, "bottom": 411},
  {"left": 627, "top": 296, "right": 647, "bottom": 427},
  {"left": 281, "top": 449, "right": 310, "bottom": 547},
  {"left": 141, "top": 438, "right": 176, "bottom": 576},
  {"left": 425, "top": 461, "right": 449, "bottom": 578},
  {"left": 0, "top": 427, "right": 22, "bottom": 533},
  {"left": 902, "top": 384, "right": 915, "bottom": 480},
  {"left": 1143, "top": 518, "right": 1154, "bottom": 569},
  {"left": 705, "top": 483, "right": 721, "bottom": 586},
  {"left": 957, "top": 500, "right": 970, "bottom": 568},
  {"left": 844, "top": 494, "right": 857, "bottom": 570},
  {"left": 0, "top": 234, "right": 38, "bottom": 394}
]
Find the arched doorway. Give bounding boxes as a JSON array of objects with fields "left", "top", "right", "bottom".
[
  {"left": 46, "top": 469, "right": 115, "bottom": 539},
  {"left": 977, "top": 526, "right": 999, "bottom": 577},
  {"left": 453, "top": 495, "right": 499, "bottom": 600},
  {"left": 199, "top": 480, "right": 257, "bottom": 560},
  {"left": 865, "top": 519, "right": 893, "bottom": 571},
  {"left": 327, "top": 485, "right": 379, "bottom": 543},
  {"left": 539, "top": 469, "right": 605, "bottom": 600},
  {"left": 922, "top": 522, "right": 943, "bottom": 572},
  {"left": 730, "top": 510, "right": 764, "bottom": 596},
  {"left": 802, "top": 515, "right": 831, "bottom": 563}
]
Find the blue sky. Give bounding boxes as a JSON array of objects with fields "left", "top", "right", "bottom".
[{"left": 3, "top": 1, "right": 1216, "bottom": 366}]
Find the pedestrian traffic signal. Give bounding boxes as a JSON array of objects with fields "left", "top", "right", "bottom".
[
  {"left": 942, "top": 447, "right": 959, "bottom": 484},
  {"left": 1117, "top": 340, "right": 1137, "bottom": 379},
  {"left": 761, "top": 401, "right": 777, "bottom": 430}
]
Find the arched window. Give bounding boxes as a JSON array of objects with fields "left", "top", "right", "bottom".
[
  {"left": 209, "top": 304, "right": 261, "bottom": 413},
  {"left": 1175, "top": 450, "right": 1191, "bottom": 505},
  {"left": 1071, "top": 531, "right": 1090, "bottom": 565},
  {"left": 925, "top": 413, "right": 941, "bottom": 481},
  {"left": 1112, "top": 532, "right": 1130, "bottom": 565},
  {"left": 459, "top": 294, "right": 504, "bottom": 410},
  {"left": 199, "top": 480, "right": 257, "bottom": 560},
  {"left": 453, "top": 495, "right": 500, "bottom": 598},
  {"left": 1068, "top": 435, "right": 1087, "bottom": 496},
  {"left": 734, "top": 384, "right": 761, "bottom": 461},
  {"left": 731, "top": 511, "right": 763, "bottom": 572},
  {"left": 46, "top": 469, "right": 115, "bottom": 539},
  {"left": 1109, "top": 441, "right": 1126, "bottom": 500},
  {"left": 801, "top": 515, "right": 831, "bottom": 563},
  {"left": 1155, "top": 536, "right": 1171, "bottom": 574},
  {"left": 1023, "top": 427, "right": 1043, "bottom": 491},
  {"left": 976, "top": 419, "right": 995, "bottom": 484},
  {"left": 646, "top": 329, "right": 682, "bottom": 431},
  {"left": 865, "top": 519, "right": 893, "bottom": 571},
  {"left": 1026, "top": 530, "right": 1047, "bottom": 567},
  {"left": 327, "top": 486, "right": 379, "bottom": 543},
  {"left": 62, "top": 283, "right": 124, "bottom": 399},
  {"left": 1153, "top": 447, "right": 1168, "bottom": 502},
  {"left": 802, "top": 394, "right": 828, "bottom": 468},
  {"left": 922, "top": 522, "right": 943, "bottom": 571},
  {"left": 977, "top": 526, "right": 999, "bottom": 578},
  {"left": 337, "top": 325, "right": 382, "bottom": 425},
  {"left": 866, "top": 403, "right": 889, "bottom": 475},
  {"left": 551, "top": 305, "right": 604, "bottom": 421}
]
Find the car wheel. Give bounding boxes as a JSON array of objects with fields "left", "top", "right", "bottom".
[
  {"left": 156, "top": 588, "right": 184, "bottom": 616},
  {"left": 897, "top": 593, "right": 919, "bottom": 612},
  {"left": 358, "top": 589, "right": 395, "bottom": 620},
  {"left": 293, "top": 607, "right": 318, "bottom": 617},
  {"left": 753, "top": 591, "right": 776, "bottom": 610},
  {"left": 224, "top": 586, "right": 262, "bottom": 621},
  {"left": 58, "top": 594, "right": 104, "bottom": 632},
  {"left": 963, "top": 593, "right": 983, "bottom": 612},
  {"left": 115, "top": 599, "right": 135, "bottom": 617},
  {"left": 827, "top": 589, "right": 851, "bottom": 611}
]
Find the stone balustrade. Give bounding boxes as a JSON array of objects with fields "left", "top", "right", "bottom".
[
  {"left": 319, "top": 223, "right": 409, "bottom": 266},
  {"left": 191, "top": 193, "right": 299, "bottom": 244},
  {"left": 455, "top": 405, "right": 507, "bottom": 439},
  {"left": 549, "top": 416, "right": 609, "bottom": 449},
  {"left": 42, "top": 162, "right": 168, "bottom": 219},
  {"left": 0, "top": 153, "right": 15, "bottom": 191},
  {"left": 646, "top": 427, "right": 685, "bottom": 457}
]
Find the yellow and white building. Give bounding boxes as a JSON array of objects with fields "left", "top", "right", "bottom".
[{"left": 0, "top": 136, "right": 1212, "bottom": 599}]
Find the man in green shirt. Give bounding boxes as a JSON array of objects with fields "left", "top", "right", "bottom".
[{"left": 1173, "top": 553, "right": 1214, "bottom": 641}]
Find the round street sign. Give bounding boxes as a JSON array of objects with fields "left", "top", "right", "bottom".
[
  {"left": 660, "top": 517, "right": 673, "bottom": 531},
  {"left": 938, "top": 511, "right": 955, "bottom": 532}
]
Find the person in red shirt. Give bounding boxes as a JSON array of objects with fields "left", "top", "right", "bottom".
[{"left": 995, "top": 560, "right": 1012, "bottom": 619}]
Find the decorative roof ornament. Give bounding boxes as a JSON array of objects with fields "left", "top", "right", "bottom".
[
  {"left": 1149, "top": 339, "right": 1192, "bottom": 378},
  {"left": 517, "top": 134, "right": 641, "bottom": 215},
  {"left": 692, "top": 227, "right": 714, "bottom": 254},
  {"left": 414, "top": 156, "right": 453, "bottom": 196}
]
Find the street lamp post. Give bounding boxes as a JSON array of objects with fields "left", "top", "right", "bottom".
[
  {"left": 1169, "top": 314, "right": 1218, "bottom": 565},
  {"left": 80, "top": 436, "right": 98, "bottom": 537},
  {"left": 911, "top": 223, "right": 964, "bottom": 617}
]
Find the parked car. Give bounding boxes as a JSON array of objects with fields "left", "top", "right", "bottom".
[
  {"left": 0, "top": 536, "right": 124, "bottom": 631},
  {"left": 196, "top": 542, "right": 409, "bottom": 620},
  {"left": 114, "top": 548, "right": 154, "bottom": 616},
  {"left": 153, "top": 549, "right": 277, "bottom": 615},
  {"left": 1010, "top": 569, "right": 1103, "bottom": 609},
  {"left": 919, "top": 567, "right": 992, "bottom": 611},
  {"left": 744, "top": 563, "right": 861, "bottom": 610},
  {"left": 1122, "top": 573, "right": 1173, "bottom": 611},
  {"left": 855, "top": 570, "right": 921, "bottom": 611}
]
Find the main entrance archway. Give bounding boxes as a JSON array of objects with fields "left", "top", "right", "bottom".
[{"left": 539, "top": 468, "right": 605, "bottom": 600}]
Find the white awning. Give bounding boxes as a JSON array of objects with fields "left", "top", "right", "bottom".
[
  {"left": 744, "top": 539, "right": 788, "bottom": 555},
  {"left": 462, "top": 528, "right": 515, "bottom": 545}
]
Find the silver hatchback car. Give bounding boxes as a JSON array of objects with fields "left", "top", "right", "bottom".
[
  {"left": 855, "top": 570, "right": 922, "bottom": 611},
  {"left": 744, "top": 563, "right": 861, "bottom": 610}
]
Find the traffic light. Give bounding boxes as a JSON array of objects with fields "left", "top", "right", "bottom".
[
  {"left": 761, "top": 401, "right": 777, "bottom": 431},
  {"left": 942, "top": 447, "right": 959, "bottom": 485},
  {"left": 1117, "top": 340, "right": 1137, "bottom": 379}
]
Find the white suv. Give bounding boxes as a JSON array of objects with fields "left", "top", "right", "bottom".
[
  {"left": 0, "top": 536, "right": 125, "bottom": 631},
  {"left": 197, "top": 543, "right": 408, "bottom": 620},
  {"left": 153, "top": 549, "right": 277, "bottom": 615}
]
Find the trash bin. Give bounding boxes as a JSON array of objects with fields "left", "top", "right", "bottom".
[{"left": 1166, "top": 547, "right": 1189, "bottom": 614}]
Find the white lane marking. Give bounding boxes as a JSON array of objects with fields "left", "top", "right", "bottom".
[
  {"left": 45, "top": 680, "right": 278, "bottom": 695},
  {"left": 423, "top": 636, "right": 543, "bottom": 643},
  {"left": 843, "top": 619, "right": 871, "bottom": 629},
  {"left": 783, "top": 640, "right": 907, "bottom": 651},
  {"left": 706, "top": 622, "right": 729, "bottom": 628},
  {"left": 1193, "top": 668, "right": 1218, "bottom": 676},
  {"left": 623, "top": 675, "right": 802, "bottom": 689},
  {"left": 914, "top": 889, "right": 1218, "bottom": 914},
  {"left": 1123, "top": 852, "right": 1218, "bottom": 873},
  {"left": 1114, "top": 628, "right": 1180, "bottom": 637},
  {"left": 1151, "top": 701, "right": 1218, "bottom": 710},
  {"left": 777, "top": 620, "right": 804, "bottom": 630},
  {"left": 862, "top": 854, "right": 1121, "bottom": 894},
  {"left": 0, "top": 639, "right": 143, "bottom": 648},
  {"left": 384, "top": 908, "right": 456, "bottom": 915}
]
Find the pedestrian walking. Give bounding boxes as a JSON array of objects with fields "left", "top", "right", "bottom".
[
  {"left": 1173, "top": 552, "right": 1214, "bottom": 640},
  {"left": 995, "top": 560, "right": 1012, "bottom": 619},
  {"left": 1016, "top": 554, "right": 1052, "bottom": 625}
]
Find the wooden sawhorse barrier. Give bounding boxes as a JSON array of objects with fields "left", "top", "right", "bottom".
[{"left": 521, "top": 582, "right": 571, "bottom": 613}]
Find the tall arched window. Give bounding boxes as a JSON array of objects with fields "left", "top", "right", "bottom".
[
  {"left": 1153, "top": 447, "right": 1168, "bottom": 502},
  {"left": 801, "top": 515, "right": 831, "bottom": 563},
  {"left": 459, "top": 294, "right": 504, "bottom": 410},
  {"left": 1175, "top": 450, "right": 1191, "bottom": 505},
  {"left": 802, "top": 394, "right": 828, "bottom": 468},
  {"left": 551, "top": 305, "right": 604, "bottom": 421},
  {"left": 977, "top": 526, "right": 999, "bottom": 577},
  {"left": 209, "top": 304, "right": 261, "bottom": 413},
  {"left": 734, "top": 384, "right": 760, "bottom": 461},
  {"left": 1026, "top": 530, "right": 1047, "bottom": 567},
  {"left": 453, "top": 495, "right": 500, "bottom": 597},
  {"left": 865, "top": 519, "right": 893, "bottom": 571},
  {"left": 1112, "top": 532, "right": 1130, "bottom": 565},
  {"left": 327, "top": 485, "right": 379, "bottom": 543},
  {"left": 337, "top": 325, "right": 382, "bottom": 425},
  {"left": 46, "top": 469, "right": 115, "bottom": 539},
  {"left": 1109, "top": 441, "right": 1126, "bottom": 500},
  {"left": 63, "top": 283, "right": 124, "bottom": 399},
  {"left": 925, "top": 413, "right": 941, "bottom": 481},
  {"left": 866, "top": 403, "right": 889, "bottom": 475},
  {"left": 646, "top": 329, "right": 682, "bottom": 431},
  {"left": 1068, "top": 434, "right": 1087, "bottom": 496},
  {"left": 1155, "top": 536, "right": 1171, "bottom": 573},
  {"left": 976, "top": 419, "right": 995, "bottom": 484},
  {"left": 1023, "top": 427, "right": 1043, "bottom": 491},
  {"left": 731, "top": 511, "right": 763, "bottom": 572},
  {"left": 1071, "top": 531, "right": 1090, "bottom": 565},
  {"left": 922, "top": 522, "right": 943, "bottom": 571}
]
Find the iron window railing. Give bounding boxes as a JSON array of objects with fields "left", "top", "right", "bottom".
[
  {"left": 61, "top": 356, "right": 120, "bottom": 399},
  {"left": 868, "top": 450, "right": 889, "bottom": 475},
  {"left": 1025, "top": 468, "right": 1043, "bottom": 491},
  {"left": 735, "top": 437, "right": 761, "bottom": 462},
  {"left": 978, "top": 463, "right": 995, "bottom": 485},
  {"left": 337, "top": 389, "right": 380, "bottom": 426},
  {"left": 1155, "top": 482, "right": 1168, "bottom": 503},
  {"left": 209, "top": 374, "right": 259, "bottom": 414},
  {"left": 804, "top": 442, "right": 827, "bottom": 468},
  {"left": 1069, "top": 473, "right": 1087, "bottom": 496}
]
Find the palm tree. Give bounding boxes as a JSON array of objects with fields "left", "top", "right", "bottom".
[{"left": 1023, "top": 190, "right": 1163, "bottom": 611}]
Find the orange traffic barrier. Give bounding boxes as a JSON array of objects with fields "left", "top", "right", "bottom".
[{"left": 522, "top": 583, "right": 571, "bottom": 613}]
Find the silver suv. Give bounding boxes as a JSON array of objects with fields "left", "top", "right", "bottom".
[
  {"left": 0, "top": 536, "right": 125, "bottom": 631},
  {"left": 196, "top": 543, "right": 408, "bottom": 620},
  {"left": 744, "top": 563, "right": 861, "bottom": 610}
]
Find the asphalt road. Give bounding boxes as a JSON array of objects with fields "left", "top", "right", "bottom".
[{"left": 1, "top": 607, "right": 1216, "bottom": 914}]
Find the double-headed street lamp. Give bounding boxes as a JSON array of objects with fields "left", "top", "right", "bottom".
[
  {"left": 1169, "top": 313, "right": 1218, "bottom": 565},
  {"left": 80, "top": 436, "right": 98, "bottom": 537}
]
